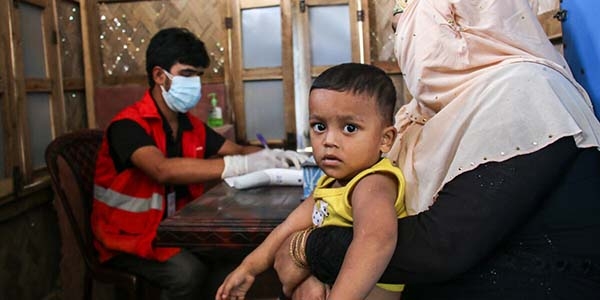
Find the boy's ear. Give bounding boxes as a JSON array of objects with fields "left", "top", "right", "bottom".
[
  {"left": 380, "top": 125, "right": 397, "bottom": 153},
  {"left": 152, "top": 66, "right": 167, "bottom": 86}
]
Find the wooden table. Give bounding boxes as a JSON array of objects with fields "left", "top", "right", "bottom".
[
  {"left": 155, "top": 182, "right": 304, "bottom": 252},
  {"left": 155, "top": 183, "right": 303, "bottom": 299}
]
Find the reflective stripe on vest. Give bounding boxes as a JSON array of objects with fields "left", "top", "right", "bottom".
[{"left": 94, "top": 185, "right": 163, "bottom": 212}]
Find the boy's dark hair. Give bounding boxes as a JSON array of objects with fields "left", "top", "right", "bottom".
[
  {"left": 145, "top": 27, "right": 210, "bottom": 87},
  {"left": 311, "top": 63, "right": 397, "bottom": 125}
]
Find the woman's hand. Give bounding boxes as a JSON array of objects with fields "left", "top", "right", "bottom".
[
  {"left": 391, "top": 12, "right": 402, "bottom": 32},
  {"left": 274, "top": 231, "right": 311, "bottom": 296},
  {"left": 291, "top": 276, "right": 330, "bottom": 300}
]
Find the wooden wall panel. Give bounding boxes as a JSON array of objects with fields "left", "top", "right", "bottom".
[
  {"left": 96, "top": 0, "right": 228, "bottom": 84},
  {"left": 57, "top": 1, "right": 85, "bottom": 79}
]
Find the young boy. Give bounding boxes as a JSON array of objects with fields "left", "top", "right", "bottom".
[{"left": 216, "top": 63, "right": 406, "bottom": 300}]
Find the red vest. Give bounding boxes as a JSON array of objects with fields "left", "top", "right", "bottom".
[{"left": 91, "top": 91, "right": 206, "bottom": 262}]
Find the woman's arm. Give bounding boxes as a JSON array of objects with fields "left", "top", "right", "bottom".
[{"left": 304, "top": 137, "right": 579, "bottom": 284}]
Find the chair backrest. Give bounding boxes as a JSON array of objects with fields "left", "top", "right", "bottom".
[{"left": 45, "top": 129, "right": 104, "bottom": 269}]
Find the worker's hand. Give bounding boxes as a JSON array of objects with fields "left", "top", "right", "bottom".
[
  {"left": 270, "top": 149, "right": 308, "bottom": 169},
  {"left": 222, "top": 149, "right": 307, "bottom": 178}
]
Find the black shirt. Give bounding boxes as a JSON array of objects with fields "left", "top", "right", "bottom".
[{"left": 106, "top": 112, "right": 226, "bottom": 200}]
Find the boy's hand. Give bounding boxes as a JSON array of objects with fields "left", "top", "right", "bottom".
[{"left": 215, "top": 266, "right": 256, "bottom": 300}]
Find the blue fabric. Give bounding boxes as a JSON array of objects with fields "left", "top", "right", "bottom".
[{"left": 562, "top": 0, "right": 600, "bottom": 120}]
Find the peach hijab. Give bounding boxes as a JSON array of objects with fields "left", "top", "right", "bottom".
[{"left": 387, "top": 0, "right": 600, "bottom": 215}]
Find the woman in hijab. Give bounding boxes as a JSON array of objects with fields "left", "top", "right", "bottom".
[{"left": 274, "top": 0, "right": 600, "bottom": 299}]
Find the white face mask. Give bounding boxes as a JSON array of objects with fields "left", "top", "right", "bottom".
[{"left": 160, "top": 69, "right": 202, "bottom": 113}]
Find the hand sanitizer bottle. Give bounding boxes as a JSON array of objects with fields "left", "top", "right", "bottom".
[{"left": 207, "top": 93, "right": 223, "bottom": 127}]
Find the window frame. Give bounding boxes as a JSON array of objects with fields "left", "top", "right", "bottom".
[
  {"left": 228, "top": 0, "right": 370, "bottom": 148},
  {"left": 228, "top": 0, "right": 295, "bottom": 146},
  {"left": 0, "top": 0, "right": 71, "bottom": 200}
]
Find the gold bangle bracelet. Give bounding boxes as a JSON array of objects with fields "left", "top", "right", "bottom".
[
  {"left": 295, "top": 230, "right": 307, "bottom": 267},
  {"left": 289, "top": 228, "right": 314, "bottom": 269},
  {"left": 299, "top": 227, "right": 314, "bottom": 263},
  {"left": 289, "top": 230, "right": 308, "bottom": 269}
]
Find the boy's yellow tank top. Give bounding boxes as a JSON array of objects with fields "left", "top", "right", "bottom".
[{"left": 311, "top": 157, "right": 406, "bottom": 292}]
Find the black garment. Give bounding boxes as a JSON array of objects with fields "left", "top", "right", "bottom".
[
  {"left": 107, "top": 119, "right": 225, "bottom": 171},
  {"left": 107, "top": 114, "right": 225, "bottom": 202},
  {"left": 305, "top": 137, "right": 600, "bottom": 299}
]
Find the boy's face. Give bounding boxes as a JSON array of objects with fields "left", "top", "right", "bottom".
[
  {"left": 309, "top": 89, "right": 396, "bottom": 182},
  {"left": 152, "top": 62, "right": 205, "bottom": 90},
  {"left": 168, "top": 63, "right": 205, "bottom": 77}
]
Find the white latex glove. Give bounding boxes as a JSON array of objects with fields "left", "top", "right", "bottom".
[
  {"left": 222, "top": 149, "right": 308, "bottom": 178},
  {"left": 270, "top": 149, "right": 309, "bottom": 169}
]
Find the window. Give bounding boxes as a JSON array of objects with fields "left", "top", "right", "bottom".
[
  {"left": 0, "top": 0, "right": 85, "bottom": 199},
  {"left": 229, "top": 0, "right": 369, "bottom": 149}
]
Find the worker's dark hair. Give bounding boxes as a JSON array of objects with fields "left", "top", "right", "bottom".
[
  {"left": 310, "top": 63, "right": 397, "bottom": 125},
  {"left": 145, "top": 27, "right": 210, "bottom": 87}
]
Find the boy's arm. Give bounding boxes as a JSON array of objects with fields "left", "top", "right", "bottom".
[
  {"left": 242, "top": 196, "right": 315, "bottom": 272},
  {"left": 216, "top": 196, "right": 315, "bottom": 299},
  {"left": 328, "top": 173, "right": 399, "bottom": 300}
]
